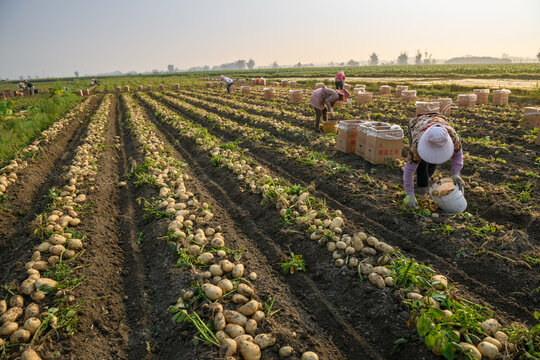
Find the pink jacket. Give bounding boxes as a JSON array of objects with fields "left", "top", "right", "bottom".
[{"left": 309, "top": 88, "right": 340, "bottom": 111}]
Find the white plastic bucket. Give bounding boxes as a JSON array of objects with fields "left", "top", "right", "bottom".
[{"left": 429, "top": 177, "right": 467, "bottom": 213}]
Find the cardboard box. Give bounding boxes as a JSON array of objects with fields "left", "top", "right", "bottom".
[
  {"left": 434, "top": 98, "right": 452, "bottom": 114},
  {"left": 241, "top": 86, "right": 251, "bottom": 94},
  {"left": 124, "top": 86, "right": 130, "bottom": 92},
  {"left": 416, "top": 101, "right": 440, "bottom": 115},
  {"left": 289, "top": 89, "right": 303, "bottom": 102},
  {"left": 380, "top": 85, "right": 391, "bottom": 95},
  {"left": 473, "top": 89, "right": 489, "bottom": 105},
  {"left": 138, "top": 85, "right": 143, "bottom": 91},
  {"left": 457, "top": 94, "right": 477, "bottom": 108},
  {"left": 357, "top": 92, "right": 373, "bottom": 104},
  {"left": 396, "top": 85, "right": 408, "bottom": 97},
  {"left": 493, "top": 89, "right": 510, "bottom": 105},
  {"left": 401, "top": 90, "right": 416, "bottom": 101},
  {"left": 336, "top": 120, "right": 366, "bottom": 153},
  {"left": 263, "top": 88, "right": 275, "bottom": 99},
  {"left": 355, "top": 122, "right": 390, "bottom": 157},
  {"left": 523, "top": 107, "right": 540, "bottom": 129},
  {"left": 364, "top": 126, "right": 404, "bottom": 164}
]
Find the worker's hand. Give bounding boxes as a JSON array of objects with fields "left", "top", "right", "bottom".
[
  {"left": 403, "top": 194, "right": 418, "bottom": 209},
  {"left": 452, "top": 174, "right": 465, "bottom": 193},
  {"left": 328, "top": 110, "right": 335, "bottom": 118}
]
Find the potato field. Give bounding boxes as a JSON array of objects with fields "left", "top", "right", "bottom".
[{"left": 0, "top": 73, "right": 538, "bottom": 360}]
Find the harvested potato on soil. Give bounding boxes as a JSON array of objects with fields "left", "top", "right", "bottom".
[
  {"left": 220, "top": 338, "right": 237, "bottom": 357},
  {"left": 302, "top": 351, "right": 319, "bottom": 360},
  {"left": 238, "top": 300, "right": 259, "bottom": 316},
  {"left": 202, "top": 283, "right": 223, "bottom": 300},
  {"left": 224, "top": 310, "right": 248, "bottom": 326},
  {"left": 21, "top": 349, "right": 42, "bottom": 360},
  {"left": 279, "top": 345, "right": 294, "bottom": 357},
  {"left": 459, "top": 343, "right": 481, "bottom": 360},
  {"left": 478, "top": 341, "right": 499, "bottom": 359},
  {"left": 238, "top": 340, "right": 261, "bottom": 360},
  {"left": 368, "top": 273, "right": 385, "bottom": 289},
  {"left": 481, "top": 318, "right": 500, "bottom": 336},
  {"left": 254, "top": 333, "right": 276, "bottom": 349},
  {"left": 225, "top": 323, "right": 245, "bottom": 338},
  {"left": 11, "top": 328, "right": 31, "bottom": 343}
]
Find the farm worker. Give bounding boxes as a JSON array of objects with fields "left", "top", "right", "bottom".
[
  {"left": 403, "top": 114, "right": 465, "bottom": 208},
  {"left": 24, "top": 80, "right": 34, "bottom": 95},
  {"left": 219, "top": 75, "right": 234, "bottom": 94},
  {"left": 17, "top": 82, "right": 26, "bottom": 92},
  {"left": 309, "top": 87, "right": 349, "bottom": 131},
  {"left": 335, "top": 70, "right": 345, "bottom": 90}
]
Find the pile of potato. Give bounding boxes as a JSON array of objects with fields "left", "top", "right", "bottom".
[
  {"left": 0, "top": 97, "right": 92, "bottom": 198},
  {"left": 0, "top": 96, "right": 112, "bottom": 357},
  {"left": 123, "top": 94, "right": 320, "bottom": 360}
]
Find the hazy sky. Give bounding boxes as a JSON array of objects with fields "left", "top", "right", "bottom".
[{"left": 1, "top": 0, "right": 539, "bottom": 79}]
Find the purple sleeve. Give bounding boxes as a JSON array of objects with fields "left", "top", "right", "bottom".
[
  {"left": 403, "top": 162, "right": 418, "bottom": 195},
  {"left": 451, "top": 148, "right": 463, "bottom": 175}
]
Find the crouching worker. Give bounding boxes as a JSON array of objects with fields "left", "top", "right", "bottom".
[
  {"left": 219, "top": 75, "right": 234, "bottom": 94},
  {"left": 308, "top": 87, "right": 349, "bottom": 131},
  {"left": 403, "top": 114, "right": 465, "bottom": 208}
]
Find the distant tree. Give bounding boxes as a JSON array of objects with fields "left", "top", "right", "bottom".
[
  {"left": 415, "top": 51, "right": 422, "bottom": 65},
  {"left": 296, "top": 62, "right": 302, "bottom": 68},
  {"left": 423, "top": 51, "right": 433, "bottom": 65},
  {"left": 537, "top": 50, "right": 540, "bottom": 62},
  {"left": 369, "top": 53, "right": 379, "bottom": 66},
  {"left": 397, "top": 52, "right": 408, "bottom": 65},
  {"left": 271, "top": 61, "right": 279, "bottom": 68},
  {"left": 74, "top": 71, "right": 79, "bottom": 77},
  {"left": 247, "top": 58, "right": 255, "bottom": 69},
  {"left": 234, "top": 59, "right": 247, "bottom": 69},
  {"left": 167, "top": 64, "right": 174, "bottom": 72},
  {"left": 347, "top": 59, "right": 360, "bottom": 66}
]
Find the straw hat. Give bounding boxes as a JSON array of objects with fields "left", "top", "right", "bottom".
[{"left": 417, "top": 125, "right": 454, "bottom": 164}]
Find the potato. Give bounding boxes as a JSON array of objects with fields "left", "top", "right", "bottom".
[
  {"left": 232, "top": 264, "right": 245, "bottom": 278},
  {"left": 372, "top": 266, "right": 391, "bottom": 277},
  {"left": 201, "top": 271, "right": 212, "bottom": 279},
  {"left": 216, "top": 330, "right": 230, "bottom": 342},
  {"left": 359, "top": 263, "right": 373, "bottom": 275},
  {"left": 251, "top": 311, "right": 265, "bottom": 323},
  {"left": 384, "top": 277, "right": 395, "bottom": 287},
  {"left": 220, "top": 338, "right": 237, "bottom": 357},
  {"left": 19, "top": 279, "right": 36, "bottom": 296},
  {"left": 32, "top": 261, "right": 48, "bottom": 271},
  {"left": 212, "top": 276, "right": 222, "bottom": 285},
  {"left": 11, "top": 328, "right": 31, "bottom": 343},
  {"left": 238, "top": 340, "right": 261, "bottom": 360},
  {"left": 21, "top": 349, "right": 42, "bottom": 360},
  {"left": 225, "top": 323, "right": 245, "bottom": 338},
  {"left": 197, "top": 252, "right": 214, "bottom": 264},
  {"left": 368, "top": 273, "right": 385, "bottom": 289},
  {"left": 238, "top": 300, "right": 259, "bottom": 316},
  {"left": 209, "top": 264, "right": 224, "bottom": 277},
  {"left": 326, "top": 242, "right": 336, "bottom": 252},
  {"left": 245, "top": 319, "right": 257, "bottom": 333},
  {"left": 431, "top": 275, "right": 448, "bottom": 290},
  {"left": 302, "top": 351, "right": 319, "bottom": 360},
  {"left": 202, "top": 284, "right": 223, "bottom": 300},
  {"left": 478, "top": 341, "right": 499, "bottom": 360},
  {"left": 459, "top": 343, "right": 481, "bottom": 360},
  {"left": 49, "top": 244, "right": 66, "bottom": 256},
  {"left": 361, "top": 247, "right": 377, "bottom": 255},
  {"left": 0, "top": 321, "right": 18, "bottom": 335},
  {"left": 374, "top": 242, "right": 393, "bottom": 253},
  {"left": 217, "top": 279, "right": 234, "bottom": 293},
  {"left": 248, "top": 272, "right": 257, "bottom": 281},
  {"left": 234, "top": 334, "right": 254, "bottom": 344},
  {"left": 232, "top": 294, "right": 249, "bottom": 304},
  {"left": 0, "top": 300, "right": 6, "bottom": 315},
  {"left": 494, "top": 331, "right": 508, "bottom": 344},
  {"left": 366, "top": 236, "right": 379, "bottom": 247},
  {"left": 214, "top": 312, "right": 226, "bottom": 331},
  {"left": 335, "top": 241, "right": 347, "bottom": 250},
  {"left": 30, "top": 291, "right": 46, "bottom": 302},
  {"left": 351, "top": 238, "right": 364, "bottom": 251},
  {"left": 31, "top": 251, "right": 41, "bottom": 262},
  {"left": 349, "top": 257, "right": 359, "bottom": 267},
  {"left": 224, "top": 310, "right": 248, "bottom": 326},
  {"left": 345, "top": 246, "right": 355, "bottom": 255},
  {"left": 35, "top": 278, "right": 58, "bottom": 290},
  {"left": 187, "top": 245, "right": 200, "bottom": 256},
  {"left": 216, "top": 250, "right": 227, "bottom": 257},
  {"left": 221, "top": 260, "right": 234, "bottom": 273},
  {"left": 406, "top": 292, "right": 423, "bottom": 300},
  {"left": 279, "top": 345, "right": 294, "bottom": 357},
  {"left": 329, "top": 217, "right": 343, "bottom": 230},
  {"left": 481, "top": 318, "right": 500, "bottom": 336},
  {"left": 483, "top": 336, "right": 502, "bottom": 351},
  {"left": 443, "top": 310, "right": 453, "bottom": 318},
  {"left": 24, "top": 317, "right": 41, "bottom": 334},
  {"left": 48, "top": 234, "right": 66, "bottom": 245},
  {"left": 9, "top": 295, "right": 24, "bottom": 308},
  {"left": 0, "top": 306, "right": 23, "bottom": 323},
  {"left": 67, "top": 238, "right": 83, "bottom": 250},
  {"left": 237, "top": 283, "right": 254, "bottom": 298},
  {"left": 254, "top": 333, "right": 276, "bottom": 349}
]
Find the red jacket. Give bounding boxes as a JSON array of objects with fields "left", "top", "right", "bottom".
[{"left": 335, "top": 73, "right": 345, "bottom": 81}]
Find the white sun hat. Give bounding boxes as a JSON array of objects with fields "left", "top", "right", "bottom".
[{"left": 417, "top": 125, "right": 454, "bottom": 164}]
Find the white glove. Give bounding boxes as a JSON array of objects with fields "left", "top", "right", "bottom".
[
  {"left": 328, "top": 110, "right": 335, "bottom": 118},
  {"left": 452, "top": 174, "right": 465, "bottom": 193},
  {"left": 403, "top": 194, "right": 418, "bottom": 209}
]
